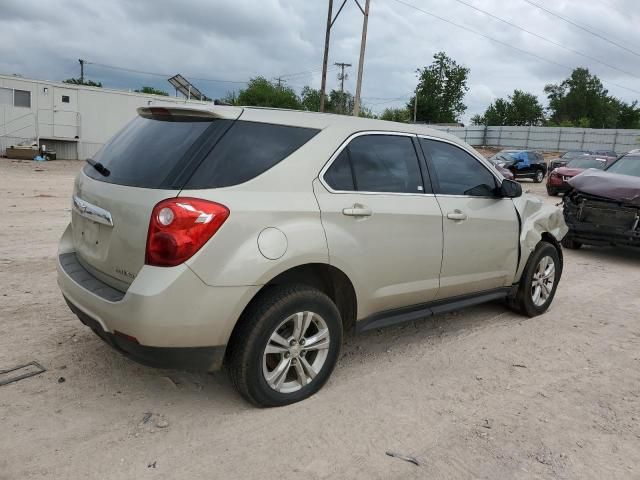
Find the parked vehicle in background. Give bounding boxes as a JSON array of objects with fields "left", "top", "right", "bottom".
[
  {"left": 57, "top": 106, "right": 567, "bottom": 407},
  {"left": 493, "top": 163, "right": 515, "bottom": 180},
  {"left": 489, "top": 150, "right": 548, "bottom": 183},
  {"left": 546, "top": 155, "right": 610, "bottom": 196},
  {"left": 548, "top": 150, "right": 592, "bottom": 170},
  {"left": 562, "top": 151, "right": 640, "bottom": 249}
]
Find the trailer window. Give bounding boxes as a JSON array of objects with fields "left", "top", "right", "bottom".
[{"left": 14, "top": 90, "right": 31, "bottom": 108}]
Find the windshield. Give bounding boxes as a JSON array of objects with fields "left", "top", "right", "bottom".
[
  {"left": 489, "top": 153, "right": 515, "bottom": 164},
  {"left": 606, "top": 156, "right": 640, "bottom": 177},
  {"left": 561, "top": 151, "right": 590, "bottom": 159},
  {"left": 566, "top": 158, "right": 606, "bottom": 169}
]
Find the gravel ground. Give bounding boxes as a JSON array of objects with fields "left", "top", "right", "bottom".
[{"left": 1, "top": 158, "right": 639, "bottom": 480}]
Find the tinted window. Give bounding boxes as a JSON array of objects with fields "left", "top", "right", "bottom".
[
  {"left": 186, "top": 121, "right": 319, "bottom": 188},
  {"left": 85, "top": 115, "right": 221, "bottom": 188},
  {"left": 62, "top": 95, "right": 70, "bottom": 103},
  {"left": 420, "top": 139, "right": 498, "bottom": 196},
  {"left": 324, "top": 150, "right": 355, "bottom": 191},
  {"left": 344, "top": 135, "right": 424, "bottom": 193}
]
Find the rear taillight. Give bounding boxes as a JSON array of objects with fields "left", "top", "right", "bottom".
[{"left": 145, "top": 198, "right": 229, "bottom": 267}]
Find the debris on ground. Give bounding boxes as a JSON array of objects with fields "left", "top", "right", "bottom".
[
  {"left": 57, "top": 377, "right": 65, "bottom": 383},
  {"left": 142, "top": 412, "right": 152, "bottom": 424},
  {"left": 385, "top": 451, "right": 421, "bottom": 466},
  {"left": 512, "top": 364, "right": 528, "bottom": 368},
  {"left": 148, "top": 461, "right": 157, "bottom": 468},
  {"left": 0, "top": 361, "right": 46, "bottom": 386}
]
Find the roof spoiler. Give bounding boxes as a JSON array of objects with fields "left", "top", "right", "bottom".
[{"left": 136, "top": 105, "right": 242, "bottom": 120}]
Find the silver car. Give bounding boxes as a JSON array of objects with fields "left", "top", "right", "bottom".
[{"left": 57, "top": 105, "right": 567, "bottom": 406}]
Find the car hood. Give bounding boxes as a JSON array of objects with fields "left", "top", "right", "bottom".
[
  {"left": 567, "top": 169, "right": 640, "bottom": 206},
  {"left": 512, "top": 193, "right": 568, "bottom": 279},
  {"left": 553, "top": 167, "right": 585, "bottom": 177}
]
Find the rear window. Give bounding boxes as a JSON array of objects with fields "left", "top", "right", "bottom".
[
  {"left": 184, "top": 121, "right": 319, "bottom": 189},
  {"left": 84, "top": 116, "right": 319, "bottom": 189}
]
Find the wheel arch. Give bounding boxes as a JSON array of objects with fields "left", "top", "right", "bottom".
[{"left": 224, "top": 263, "right": 358, "bottom": 362}]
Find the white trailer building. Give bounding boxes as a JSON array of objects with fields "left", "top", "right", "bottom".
[{"left": 0, "top": 74, "right": 207, "bottom": 160}]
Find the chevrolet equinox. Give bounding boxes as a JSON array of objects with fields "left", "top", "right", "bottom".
[{"left": 58, "top": 105, "right": 567, "bottom": 407}]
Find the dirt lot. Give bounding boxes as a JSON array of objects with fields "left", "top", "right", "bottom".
[{"left": 1, "top": 158, "right": 639, "bottom": 480}]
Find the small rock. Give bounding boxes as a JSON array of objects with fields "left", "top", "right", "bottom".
[
  {"left": 58, "top": 377, "right": 66, "bottom": 383},
  {"left": 156, "top": 419, "right": 169, "bottom": 428}
]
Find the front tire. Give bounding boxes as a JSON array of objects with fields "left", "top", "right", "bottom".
[
  {"left": 227, "top": 284, "right": 342, "bottom": 407},
  {"left": 509, "top": 242, "right": 562, "bottom": 317},
  {"left": 546, "top": 186, "right": 557, "bottom": 196}
]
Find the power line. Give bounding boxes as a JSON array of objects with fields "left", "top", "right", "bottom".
[
  {"left": 522, "top": 0, "right": 640, "bottom": 58},
  {"left": 449, "top": 0, "right": 640, "bottom": 80},
  {"left": 390, "top": 0, "right": 640, "bottom": 96},
  {"left": 86, "top": 61, "right": 249, "bottom": 84}
]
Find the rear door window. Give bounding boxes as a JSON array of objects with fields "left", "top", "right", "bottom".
[
  {"left": 326, "top": 134, "right": 424, "bottom": 194},
  {"left": 185, "top": 121, "right": 319, "bottom": 188},
  {"left": 324, "top": 150, "right": 355, "bottom": 191}
]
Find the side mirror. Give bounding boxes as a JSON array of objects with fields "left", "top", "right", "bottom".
[{"left": 500, "top": 179, "right": 522, "bottom": 198}]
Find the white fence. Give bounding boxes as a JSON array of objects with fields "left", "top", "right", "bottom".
[{"left": 431, "top": 125, "right": 640, "bottom": 153}]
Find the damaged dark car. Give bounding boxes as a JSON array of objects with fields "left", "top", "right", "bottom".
[{"left": 562, "top": 150, "right": 640, "bottom": 249}]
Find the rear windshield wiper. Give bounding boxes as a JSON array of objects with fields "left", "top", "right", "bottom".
[{"left": 86, "top": 158, "right": 110, "bottom": 177}]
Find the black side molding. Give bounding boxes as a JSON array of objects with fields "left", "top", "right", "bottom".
[{"left": 356, "top": 287, "right": 512, "bottom": 333}]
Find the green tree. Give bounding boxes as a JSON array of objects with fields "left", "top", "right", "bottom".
[
  {"left": 380, "top": 107, "right": 411, "bottom": 123},
  {"left": 236, "top": 76, "right": 301, "bottom": 109},
  {"left": 63, "top": 78, "right": 102, "bottom": 87},
  {"left": 300, "top": 86, "right": 323, "bottom": 111},
  {"left": 408, "top": 52, "right": 469, "bottom": 123},
  {"left": 135, "top": 86, "right": 169, "bottom": 96},
  {"left": 543, "top": 68, "right": 636, "bottom": 128},
  {"left": 473, "top": 90, "right": 544, "bottom": 126}
]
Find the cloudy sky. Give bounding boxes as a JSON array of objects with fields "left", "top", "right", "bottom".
[{"left": 2, "top": 0, "right": 639, "bottom": 122}]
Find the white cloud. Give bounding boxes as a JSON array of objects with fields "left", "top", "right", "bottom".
[{"left": 1, "top": 0, "right": 638, "bottom": 123}]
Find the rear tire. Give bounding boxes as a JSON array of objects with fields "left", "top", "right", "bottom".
[
  {"left": 561, "top": 236, "right": 582, "bottom": 250},
  {"left": 509, "top": 241, "right": 562, "bottom": 317},
  {"left": 546, "top": 187, "right": 557, "bottom": 196},
  {"left": 534, "top": 169, "right": 545, "bottom": 183},
  {"left": 227, "top": 284, "right": 342, "bottom": 407}
]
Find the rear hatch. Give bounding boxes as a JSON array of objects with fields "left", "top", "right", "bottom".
[{"left": 71, "top": 106, "right": 242, "bottom": 291}]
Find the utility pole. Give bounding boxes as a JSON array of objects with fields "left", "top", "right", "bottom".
[
  {"left": 335, "top": 62, "right": 351, "bottom": 114},
  {"left": 275, "top": 77, "right": 284, "bottom": 88},
  {"left": 79, "top": 59, "right": 85, "bottom": 84},
  {"left": 413, "top": 93, "right": 418, "bottom": 123},
  {"left": 320, "top": 0, "right": 334, "bottom": 112},
  {"left": 335, "top": 62, "right": 351, "bottom": 93},
  {"left": 352, "top": 0, "right": 370, "bottom": 117}
]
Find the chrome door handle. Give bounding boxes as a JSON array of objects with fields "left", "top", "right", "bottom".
[
  {"left": 446, "top": 211, "right": 468, "bottom": 221},
  {"left": 342, "top": 204, "right": 372, "bottom": 217}
]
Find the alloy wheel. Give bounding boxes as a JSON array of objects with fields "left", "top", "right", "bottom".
[
  {"left": 531, "top": 255, "right": 555, "bottom": 307},
  {"left": 262, "top": 311, "right": 330, "bottom": 393}
]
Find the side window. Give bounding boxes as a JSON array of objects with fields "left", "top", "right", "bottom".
[
  {"left": 62, "top": 95, "right": 70, "bottom": 103},
  {"left": 185, "top": 121, "right": 319, "bottom": 188},
  {"left": 420, "top": 138, "right": 497, "bottom": 197},
  {"left": 346, "top": 135, "right": 424, "bottom": 193},
  {"left": 324, "top": 150, "right": 355, "bottom": 191}
]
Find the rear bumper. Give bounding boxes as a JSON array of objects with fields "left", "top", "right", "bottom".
[
  {"left": 64, "top": 297, "right": 226, "bottom": 371},
  {"left": 57, "top": 224, "right": 259, "bottom": 371}
]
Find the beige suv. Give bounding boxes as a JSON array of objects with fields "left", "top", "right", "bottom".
[{"left": 57, "top": 105, "right": 567, "bottom": 406}]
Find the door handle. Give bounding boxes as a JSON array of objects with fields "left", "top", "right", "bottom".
[
  {"left": 342, "top": 204, "right": 372, "bottom": 217},
  {"left": 446, "top": 211, "right": 468, "bottom": 221}
]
